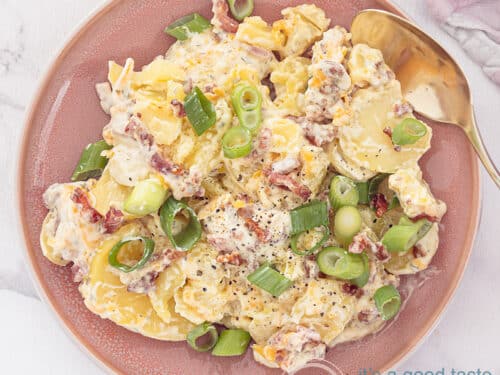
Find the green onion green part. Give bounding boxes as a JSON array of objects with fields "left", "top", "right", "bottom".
[
  {"left": 392, "top": 118, "right": 427, "bottom": 146},
  {"left": 164, "top": 13, "right": 211, "bottom": 41},
  {"left": 290, "top": 200, "right": 329, "bottom": 235},
  {"left": 108, "top": 236, "right": 155, "bottom": 273},
  {"left": 350, "top": 252, "right": 370, "bottom": 288},
  {"left": 247, "top": 263, "right": 293, "bottom": 297},
  {"left": 71, "top": 140, "right": 112, "bottom": 182},
  {"left": 316, "top": 247, "right": 365, "bottom": 280},
  {"left": 329, "top": 175, "right": 359, "bottom": 210},
  {"left": 227, "top": 0, "right": 255, "bottom": 21},
  {"left": 334, "top": 206, "right": 362, "bottom": 245},
  {"left": 222, "top": 126, "right": 253, "bottom": 159},
  {"left": 381, "top": 218, "right": 432, "bottom": 253},
  {"left": 159, "top": 197, "right": 202, "bottom": 251},
  {"left": 185, "top": 87, "right": 216, "bottom": 136},
  {"left": 231, "top": 83, "right": 262, "bottom": 135},
  {"left": 290, "top": 200, "right": 330, "bottom": 255},
  {"left": 212, "top": 329, "right": 251, "bottom": 356},
  {"left": 388, "top": 196, "right": 400, "bottom": 210},
  {"left": 368, "top": 174, "right": 388, "bottom": 198},
  {"left": 124, "top": 179, "right": 168, "bottom": 216},
  {"left": 374, "top": 285, "right": 401, "bottom": 320},
  {"left": 356, "top": 182, "right": 369, "bottom": 205},
  {"left": 187, "top": 323, "right": 219, "bottom": 352}
]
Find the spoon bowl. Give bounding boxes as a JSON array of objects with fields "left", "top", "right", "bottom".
[{"left": 351, "top": 9, "right": 499, "bottom": 187}]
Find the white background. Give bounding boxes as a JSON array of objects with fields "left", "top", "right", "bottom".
[{"left": 0, "top": 0, "right": 499, "bottom": 373}]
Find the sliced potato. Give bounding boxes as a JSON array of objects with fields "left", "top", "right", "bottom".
[
  {"left": 339, "top": 80, "right": 431, "bottom": 173},
  {"left": 79, "top": 224, "right": 184, "bottom": 341}
]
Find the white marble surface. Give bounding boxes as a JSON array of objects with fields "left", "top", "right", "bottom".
[{"left": 0, "top": 0, "right": 499, "bottom": 374}]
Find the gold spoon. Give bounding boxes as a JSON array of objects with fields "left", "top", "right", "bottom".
[{"left": 351, "top": 9, "right": 499, "bottom": 187}]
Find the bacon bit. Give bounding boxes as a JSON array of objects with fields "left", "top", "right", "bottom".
[
  {"left": 211, "top": 0, "right": 239, "bottom": 33},
  {"left": 216, "top": 251, "right": 245, "bottom": 266},
  {"left": 412, "top": 245, "right": 426, "bottom": 258},
  {"left": 127, "top": 271, "right": 160, "bottom": 294},
  {"left": 266, "top": 171, "right": 312, "bottom": 200},
  {"left": 103, "top": 207, "right": 124, "bottom": 234},
  {"left": 302, "top": 122, "right": 336, "bottom": 147},
  {"left": 383, "top": 127, "right": 393, "bottom": 137},
  {"left": 304, "top": 254, "right": 319, "bottom": 279},
  {"left": 170, "top": 99, "right": 186, "bottom": 117},
  {"left": 348, "top": 235, "right": 369, "bottom": 254},
  {"left": 257, "top": 127, "right": 272, "bottom": 152},
  {"left": 124, "top": 119, "right": 154, "bottom": 148},
  {"left": 237, "top": 208, "right": 270, "bottom": 242},
  {"left": 393, "top": 102, "right": 413, "bottom": 117},
  {"left": 261, "top": 75, "right": 276, "bottom": 101},
  {"left": 151, "top": 153, "right": 184, "bottom": 176},
  {"left": 374, "top": 243, "right": 390, "bottom": 262},
  {"left": 410, "top": 213, "right": 439, "bottom": 223},
  {"left": 394, "top": 145, "right": 402, "bottom": 152},
  {"left": 71, "top": 188, "right": 102, "bottom": 224},
  {"left": 342, "top": 283, "right": 358, "bottom": 295},
  {"left": 370, "top": 193, "right": 388, "bottom": 218},
  {"left": 165, "top": 249, "right": 187, "bottom": 262},
  {"left": 358, "top": 311, "right": 374, "bottom": 323}
]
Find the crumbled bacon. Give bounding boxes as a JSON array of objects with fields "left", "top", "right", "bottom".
[
  {"left": 358, "top": 310, "right": 377, "bottom": 323},
  {"left": 370, "top": 193, "right": 388, "bottom": 218},
  {"left": 374, "top": 243, "right": 390, "bottom": 262},
  {"left": 410, "top": 213, "right": 439, "bottom": 223},
  {"left": 348, "top": 234, "right": 369, "bottom": 254},
  {"left": 124, "top": 119, "right": 154, "bottom": 148},
  {"left": 237, "top": 208, "right": 270, "bottom": 242},
  {"left": 151, "top": 153, "right": 184, "bottom": 176},
  {"left": 127, "top": 271, "right": 160, "bottom": 294},
  {"left": 393, "top": 102, "right": 413, "bottom": 117},
  {"left": 165, "top": 249, "right": 187, "bottom": 262},
  {"left": 383, "top": 127, "right": 392, "bottom": 137},
  {"left": 342, "top": 283, "right": 364, "bottom": 298},
  {"left": 261, "top": 75, "right": 276, "bottom": 101},
  {"left": 257, "top": 127, "right": 272, "bottom": 153},
  {"left": 216, "top": 251, "right": 245, "bottom": 266},
  {"left": 413, "top": 245, "right": 426, "bottom": 258},
  {"left": 303, "top": 122, "right": 336, "bottom": 147},
  {"left": 103, "top": 207, "right": 124, "bottom": 234},
  {"left": 71, "top": 188, "right": 102, "bottom": 224},
  {"left": 211, "top": 0, "right": 239, "bottom": 33},
  {"left": 266, "top": 171, "right": 312, "bottom": 200},
  {"left": 170, "top": 99, "right": 186, "bottom": 117}
]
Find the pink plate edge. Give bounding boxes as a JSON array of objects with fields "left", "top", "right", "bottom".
[{"left": 15, "top": 0, "right": 482, "bottom": 374}]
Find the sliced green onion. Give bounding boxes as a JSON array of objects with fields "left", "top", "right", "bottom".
[
  {"left": 187, "top": 323, "right": 219, "bottom": 352},
  {"left": 392, "top": 118, "right": 427, "bottom": 146},
  {"left": 222, "top": 126, "right": 252, "bottom": 159},
  {"left": 290, "top": 200, "right": 329, "bottom": 235},
  {"left": 381, "top": 219, "right": 432, "bottom": 253},
  {"left": 231, "top": 83, "right": 262, "bottom": 135},
  {"left": 108, "top": 236, "right": 155, "bottom": 273},
  {"left": 185, "top": 87, "right": 216, "bottom": 136},
  {"left": 356, "top": 182, "right": 369, "bottom": 205},
  {"left": 123, "top": 179, "right": 168, "bottom": 216},
  {"left": 212, "top": 329, "right": 251, "bottom": 356},
  {"left": 290, "top": 200, "right": 330, "bottom": 255},
  {"left": 350, "top": 252, "right": 370, "bottom": 288},
  {"left": 71, "top": 140, "right": 112, "bottom": 182},
  {"left": 164, "top": 13, "right": 211, "bottom": 41},
  {"left": 247, "top": 262, "right": 293, "bottom": 297},
  {"left": 374, "top": 285, "right": 401, "bottom": 320},
  {"left": 316, "top": 247, "right": 365, "bottom": 280},
  {"left": 227, "top": 0, "right": 254, "bottom": 21},
  {"left": 159, "top": 197, "right": 201, "bottom": 251},
  {"left": 334, "top": 206, "right": 362, "bottom": 245},
  {"left": 329, "top": 175, "right": 359, "bottom": 210},
  {"left": 368, "top": 174, "right": 388, "bottom": 198},
  {"left": 388, "top": 196, "right": 400, "bottom": 210}
]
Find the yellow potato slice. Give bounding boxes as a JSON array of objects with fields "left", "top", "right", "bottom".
[
  {"left": 89, "top": 168, "right": 133, "bottom": 218},
  {"left": 148, "top": 261, "right": 195, "bottom": 340},
  {"left": 40, "top": 213, "right": 70, "bottom": 266},
  {"left": 339, "top": 80, "right": 431, "bottom": 173},
  {"left": 79, "top": 224, "right": 184, "bottom": 341},
  {"left": 291, "top": 279, "right": 355, "bottom": 345}
]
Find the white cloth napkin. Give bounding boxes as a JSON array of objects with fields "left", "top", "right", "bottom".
[{"left": 426, "top": 0, "right": 500, "bottom": 84}]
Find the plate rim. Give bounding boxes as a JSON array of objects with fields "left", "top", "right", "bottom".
[{"left": 16, "top": 0, "right": 482, "bottom": 373}]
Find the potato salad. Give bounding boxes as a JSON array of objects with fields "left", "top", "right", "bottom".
[{"left": 40, "top": 1, "right": 447, "bottom": 372}]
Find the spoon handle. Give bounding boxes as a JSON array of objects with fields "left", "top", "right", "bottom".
[{"left": 465, "top": 112, "right": 499, "bottom": 188}]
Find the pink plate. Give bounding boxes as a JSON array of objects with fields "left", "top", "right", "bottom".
[{"left": 18, "top": 0, "right": 480, "bottom": 374}]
